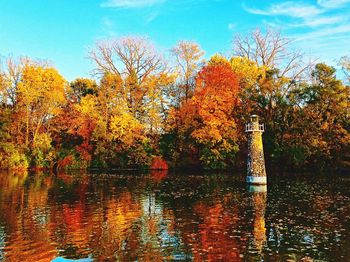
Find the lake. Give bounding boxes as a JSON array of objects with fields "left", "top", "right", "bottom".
[{"left": 0, "top": 171, "right": 349, "bottom": 261}]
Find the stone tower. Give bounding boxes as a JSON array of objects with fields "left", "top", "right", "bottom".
[{"left": 245, "top": 115, "right": 267, "bottom": 184}]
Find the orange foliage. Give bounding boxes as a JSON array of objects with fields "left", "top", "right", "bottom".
[
  {"left": 167, "top": 63, "right": 241, "bottom": 167},
  {"left": 191, "top": 64, "right": 240, "bottom": 144}
]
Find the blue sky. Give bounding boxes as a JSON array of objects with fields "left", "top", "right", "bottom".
[{"left": 1, "top": 0, "right": 350, "bottom": 81}]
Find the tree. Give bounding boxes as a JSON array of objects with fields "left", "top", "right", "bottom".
[
  {"left": 15, "top": 63, "right": 66, "bottom": 167},
  {"left": 276, "top": 63, "right": 350, "bottom": 168},
  {"left": 89, "top": 36, "right": 173, "bottom": 131},
  {"left": 167, "top": 62, "right": 241, "bottom": 168},
  {"left": 89, "top": 36, "right": 163, "bottom": 80},
  {"left": 96, "top": 73, "right": 123, "bottom": 135},
  {"left": 233, "top": 28, "right": 311, "bottom": 120},
  {"left": 0, "top": 57, "right": 31, "bottom": 107},
  {"left": 170, "top": 41, "right": 205, "bottom": 105},
  {"left": 69, "top": 78, "right": 97, "bottom": 102},
  {"left": 0, "top": 59, "right": 67, "bottom": 168},
  {"left": 233, "top": 28, "right": 306, "bottom": 76},
  {"left": 191, "top": 63, "right": 240, "bottom": 168},
  {"left": 232, "top": 28, "right": 315, "bottom": 166},
  {"left": 0, "top": 72, "right": 5, "bottom": 104}
]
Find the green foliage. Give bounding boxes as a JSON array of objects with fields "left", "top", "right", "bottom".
[
  {"left": 69, "top": 78, "right": 98, "bottom": 102},
  {"left": 199, "top": 143, "right": 238, "bottom": 170}
]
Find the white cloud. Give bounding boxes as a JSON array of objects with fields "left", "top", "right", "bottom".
[
  {"left": 303, "top": 15, "right": 346, "bottom": 27},
  {"left": 243, "top": 2, "right": 323, "bottom": 18},
  {"left": 243, "top": 1, "right": 350, "bottom": 29},
  {"left": 242, "top": 1, "right": 350, "bottom": 66},
  {"left": 294, "top": 24, "right": 350, "bottom": 41},
  {"left": 317, "top": 0, "right": 350, "bottom": 8},
  {"left": 268, "top": 15, "right": 346, "bottom": 28},
  {"left": 101, "top": 0, "right": 165, "bottom": 8}
]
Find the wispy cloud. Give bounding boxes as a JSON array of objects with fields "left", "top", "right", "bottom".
[
  {"left": 101, "top": 0, "right": 165, "bottom": 8},
  {"left": 243, "top": 0, "right": 350, "bottom": 63},
  {"left": 302, "top": 15, "right": 347, "bottom": 27},
  {"left": 317, "top": 0, "right": 350, "bottom": 9},
  {"left": 243, "top": 2, "right": 323, "bottom": 19},
  {"left": 243, "top": 1, "right": 350, "bottom": 29},
  {"left": 294, "top": 24, "right": 350, "bottom": 41}
]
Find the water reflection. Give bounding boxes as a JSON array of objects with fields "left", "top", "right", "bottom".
[
  {"left": 246, "top": 185, "right": 267, "bottom": 260},
  {"left": 0, "top": 171, "right": 349, "bottom": 261}
]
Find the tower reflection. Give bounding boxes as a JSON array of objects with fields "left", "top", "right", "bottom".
[{"left": 247, "top": 184, "right": 267, "bottom": 259}]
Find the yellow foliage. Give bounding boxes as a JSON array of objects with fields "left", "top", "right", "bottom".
[
  {"left": 208, "top": 54, "right": 231, "bottom": 66},
  {"left": 110, "top": 112, "right": 145, "bottom": 146},
  {"left": 143, "top": 72, "right": 176, "bottom": 133},
  {"left": 171, "top": 41, "right": 205, "bottom": 81},
  {"left": 16, "top": 63, "right": 67, "bottom": 147},
  {"left": 230, "top": 56, "right": 266, "bottom": 88},
  {"left": 18, "top": 65, "right": 66, "bottom": 109},
  {"left": 75, "top": 95, "right": 99, "bottom": 117}
]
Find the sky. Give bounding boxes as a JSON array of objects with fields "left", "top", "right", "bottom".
[{"left": 1, "top": 0, "right": 350, "bottom": 81}]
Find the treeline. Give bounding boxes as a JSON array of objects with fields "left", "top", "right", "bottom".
[{"left": 0, "top": 29, "right": 349, "bottom": 171}]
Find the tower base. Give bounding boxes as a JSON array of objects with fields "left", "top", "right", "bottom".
[
  {"left": 246, "top": 176, "right": 267, "bottom": 185},
  {"left": 248, "top": 184, "right": 267, "bottom": 193}
]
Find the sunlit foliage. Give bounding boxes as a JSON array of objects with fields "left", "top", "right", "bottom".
[{"left": 0, "top": 30, "right": 349, "bottom": 171}]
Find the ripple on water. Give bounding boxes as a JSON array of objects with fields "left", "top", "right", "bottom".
[{"left": 0, "top": 172, "right": 350, "bottom": 260}]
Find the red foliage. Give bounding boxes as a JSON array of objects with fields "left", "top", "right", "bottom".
[
  {"left": 150, "top": 170, "right": 168, "bottom": 182},
  {"left": 195, "top": 64, "right": 240, "bottom": 107},
  {"left": 151, "top": 157, "right": 169, "bottom": 170}
]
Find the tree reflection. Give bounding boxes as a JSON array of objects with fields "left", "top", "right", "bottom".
[{"left": 0, "top": 171, "right": 350, "bottom": 261}]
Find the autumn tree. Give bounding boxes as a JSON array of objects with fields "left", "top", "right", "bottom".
[
  {"left": 166, "top": 61, "right": 241, "bottom": 168},
  {"left": 261, "top": 63, "right": 350, "bottom": 168},
  {"left": 94, "top": 73, "right": 151, "bottom": 167},
  {"left": 54, "top": 71, "right": 156, "bottom": 169},
  {"left": 232, "top": 28, "right": 314, "bottom": 165},
  {"left": 0, "top": 73, "right": 5, "bottom": 104},
  {"left": 233, "top": 28, "right": 311, "bottom": 118},
  {"left": 16, "top": 63, "right": 67, "bottom": 148},
  {"left": 0, "top": 58, "right": 67, "bottom": 168},
  {"left": 89, "top": 37, "right": 172, "bottom": 127},
  {"left": 0, "top": 58, "right": 28, "bottom": 168},
  {"left": 298, "top": 63, "right": 349, "bottom": 166},
  {"left": 87, "top": 36, "right": 177, "bottom": 167},
  {"left": 21, "top": 64, "right": 66, "bottom": 167},
  {"left": 0, "top": 106, "right": 28, "bottom": 168},
  {"left": 170, "top": 41, "right": 205, "bottom": 106}
]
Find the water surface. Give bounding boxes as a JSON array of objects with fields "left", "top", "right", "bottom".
[{"left": 0, "top": 171, "right": 349, "bottom": 261}]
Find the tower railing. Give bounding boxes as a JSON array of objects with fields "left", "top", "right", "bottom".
[{"left": 245, "top": 123, "right": 264, "bottom": 132}]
